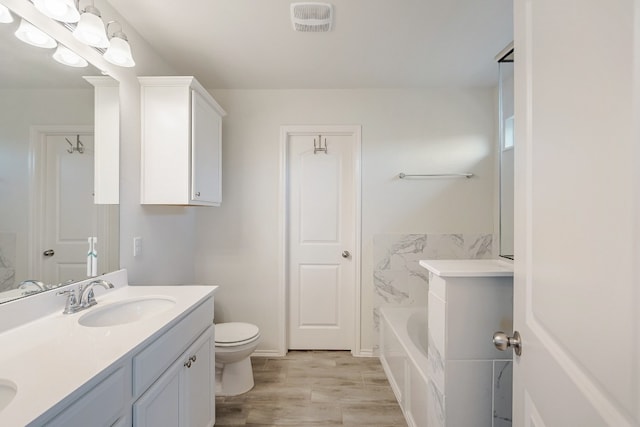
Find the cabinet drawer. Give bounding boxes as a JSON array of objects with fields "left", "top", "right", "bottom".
[
  {"left": 133, "top": 297, "right": 213, "bottom": 398},
  {"left": 46, "top": 367, "right": 126, "bottom": 427}
]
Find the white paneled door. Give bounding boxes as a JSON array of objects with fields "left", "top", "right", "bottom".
[
  {"left": 42, "top": 133, "right": 98, "bottom": 285},
  {"left": 285, "top": 126, "right": 360, "bottom": 350},
  {"left": 513, "top": 0, "right": 639, "bottom": 425}
]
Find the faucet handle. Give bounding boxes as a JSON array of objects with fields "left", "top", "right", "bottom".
[{"left": 57, "top": 289, "right": 79, "bottom": 314}]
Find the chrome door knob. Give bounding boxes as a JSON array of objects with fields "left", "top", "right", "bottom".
[
  {"left": 342, "top": 250, "right": 351, "bottom": 258},
  {"left": 493, "top": 330, "right": 522, "bottom": 356},
  {"left": 43, "top": 249, "right": 55, "bottom": 257}
]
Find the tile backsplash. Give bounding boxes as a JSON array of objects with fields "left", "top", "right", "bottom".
[{"left": 372, "top": 233, "right": 493, "bottom": 344}]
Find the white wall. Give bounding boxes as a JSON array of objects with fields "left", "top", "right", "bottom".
[
  {"left": 195, "top": 88, "right": 496, "bottom": 354},
  {"left": 94, "top": 0, "right": 196, "bottom": 286},
  {"left": 0, "top": 89, "right": 93, "bottom": 287}
]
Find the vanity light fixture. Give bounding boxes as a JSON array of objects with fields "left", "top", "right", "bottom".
[
  {"left": 0, "top": 4, "right": 13, "bottom": 23},
  {"left": 72, "top": 2, "right": 109, "bottom": 48},
  {"left": 103, "top": 21, "right": 135, "bottom": 67},
  {"left": 53, "top": 44, "right": 88, "bottom": 67},
  {"left": 33, "top": 0, "right": 80, "bottom": 23},
  {"left": 15, "top": 18, "right": 57, "bottom": 48}
]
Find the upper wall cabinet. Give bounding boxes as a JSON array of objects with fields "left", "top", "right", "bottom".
[
  {"left": 139, "top": 76, "right": 227, "bottom": 206},
  {"left": 85, "top": 76, "right": 120, "bottom": 205}
]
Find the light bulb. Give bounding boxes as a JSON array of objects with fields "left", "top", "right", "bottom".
[
  {"left": 53, "top": 45, "right": 88, "bottom": 67},
  {"left": 0, "top": 4, "right": 13, "bottom": 23},
  {"left": 34, "top": 0, "right": 80, "bottom": 23},
  {"left": 73, "top": 6, "right": 109, "bottom": 48},
  {"left": 15, "top": 19, "right": 57, "bottom": 48},
  {"left": 104, "top": 35, "right": 135, "bottom": 67}
]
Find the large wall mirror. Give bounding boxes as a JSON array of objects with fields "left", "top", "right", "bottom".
[
  {"left": 0, "top": 8, "right": 119, "bottom": 303},
  {"left": 497, "top": 43, "right": 514, "bottom": 259}
]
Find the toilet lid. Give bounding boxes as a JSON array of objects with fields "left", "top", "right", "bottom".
[{"left": 215, "top": 322, "right": 260, "bottom": 344}]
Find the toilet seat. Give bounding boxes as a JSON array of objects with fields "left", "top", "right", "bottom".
[{"left": 215, "top": 322, "right": 260, "bottom": 347}]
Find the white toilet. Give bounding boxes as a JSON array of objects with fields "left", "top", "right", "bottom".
[{"left": 214, "top": 322, "right": 261, "bottom": 396}]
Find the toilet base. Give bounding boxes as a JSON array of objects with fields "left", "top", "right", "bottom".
[{"left": 216, "top": 356, "right": 255, "bottom": 396}]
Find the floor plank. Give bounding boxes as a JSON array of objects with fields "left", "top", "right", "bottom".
[{"left": 215, "top": 351, "right": 407, "bottom": 427}]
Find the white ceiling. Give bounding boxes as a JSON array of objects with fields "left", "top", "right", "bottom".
[{"left": 107, "top": 0, "right": 514, "bottom": 89}]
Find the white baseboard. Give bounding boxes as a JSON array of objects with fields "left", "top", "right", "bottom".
[
  {"left": 252, "top": 349, "right": 286, "bottom": 358},
  {"left": 251, "top": 348, "right": 376, "bottom": 358},
  {"left": 354, "top": 348, "right": 376, "bottom": 358}
]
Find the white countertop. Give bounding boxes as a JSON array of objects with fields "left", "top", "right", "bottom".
[
  {"left": 419, "top": 259, "right": 514, "bottom": 277},
  {"left": 0, "top": 271, "right": 217, "bottom": 427}
]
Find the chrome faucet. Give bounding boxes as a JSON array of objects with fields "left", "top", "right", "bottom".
[
  {"left": 18, "top": 280, "right": 46, "bottom": 292},
  {"left": 56, "top": 279, "right": 114, "bottom": 314},
  {"left": 79, "top": 279, "right": 114, "bottom": 308}
]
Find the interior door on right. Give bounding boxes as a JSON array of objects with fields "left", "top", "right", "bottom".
[{"left": 513, "top": 0, "right": 639, "bottom": 425}]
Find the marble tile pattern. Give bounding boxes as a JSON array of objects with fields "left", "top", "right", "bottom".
[
  {"left": 372, "top": 233, "right": 493, "bottom": 344},
  {"left": 493, "top": 361, "right": 513, "bottom": 427},
  {"left": 215, "top": 351, "right": 407, "bottom": 427},
  {"left": 0, "top": 232, "right": 17, "bottom": 292}
]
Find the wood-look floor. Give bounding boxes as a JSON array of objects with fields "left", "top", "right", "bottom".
[{"left": 214, "top": 351, "right": 408, "bottom": 427}]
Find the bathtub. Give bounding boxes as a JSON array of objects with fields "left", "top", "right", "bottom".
[{"left": 379, "top": 307, "right": 429, "bottom": 427}]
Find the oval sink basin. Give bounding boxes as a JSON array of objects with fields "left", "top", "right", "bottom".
[
  {"left": 78, "top": 297, "right": 176, "bottom": 327},
  {"left": 0, "top": 380, "right": 17, "bottom": 413}
]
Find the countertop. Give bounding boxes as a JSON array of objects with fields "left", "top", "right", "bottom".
[
  {"left": 0, "top": 271, "right": 217, "bottom": 426},
  {"left": 419, "top": 259, "right": 514, "bottom": 277}
]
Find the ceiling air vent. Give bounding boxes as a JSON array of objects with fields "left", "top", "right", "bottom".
[{"left": 290, "top": 2, "right": 333, "bottom": 32}]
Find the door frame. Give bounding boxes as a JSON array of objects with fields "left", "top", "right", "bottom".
[
  {"left": 27, "top": 125, "right": 113, "bottom": 281},
  {"left": 278, "top": 125, "right": 362, "bottom": 357}
]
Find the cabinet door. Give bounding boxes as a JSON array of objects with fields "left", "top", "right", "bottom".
[
  {"left": 46, "top": 367, "right": 126, "bottom": 427},
  {"left": 133, "top": 361, "right": 183, "bottom": 427},
  {"left": 134, "top": 326, "right": 214, "bottom": 427},
  {"left": 183, "top": 334, "right": 214, "bottom": 427},
  {"left": 191, "top": 89, "right": 222, "bottom": 206}
]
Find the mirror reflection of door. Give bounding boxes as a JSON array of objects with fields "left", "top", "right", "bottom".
[
  {"left": 40, "top": 132, "right": 97, "bottom": 286},
  {"left": 498, "top": 51, "right": 514, "bottom": 259}
]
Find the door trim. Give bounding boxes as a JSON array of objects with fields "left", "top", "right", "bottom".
[{"left": 278, "top": 125, "right": 362, "bottom": 356}]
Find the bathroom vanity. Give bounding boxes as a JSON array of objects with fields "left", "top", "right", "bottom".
[
  {"left": 0, "top": 270, "right": 217, "bottom": 427},
  {"left": 420, "top": 259, "right": 514, "bottom": 427}
]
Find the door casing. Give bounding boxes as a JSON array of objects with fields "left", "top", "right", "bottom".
[{"left": 278, "top": 125, "right": 362, "bottom": 357}]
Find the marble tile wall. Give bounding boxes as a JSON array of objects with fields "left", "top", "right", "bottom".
[
  {"left": 372, "top": 233, "right": 493, "bottom": 344},
  {"left": 0, "top": 233, "right": 16, "bottom": 292},
  {"left": 493, "top": 360, "right": 513, "bottom": 427}
]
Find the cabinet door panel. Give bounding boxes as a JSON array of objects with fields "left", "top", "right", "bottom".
[
  {"left": 184, "top": 335, "right": 213, "bottom": 427},
  {"left": 191, "top": 89, "right": 222, "bottom": 205},
  {"left": 133, "top": 362, "right": 183, "bottom": 427}
]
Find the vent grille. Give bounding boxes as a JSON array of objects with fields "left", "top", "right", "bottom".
[{"left": 290, "top": 2, "right": 333, "bottom": 32}]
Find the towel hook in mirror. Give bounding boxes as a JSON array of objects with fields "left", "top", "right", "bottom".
[{"left": 313, "top": 134, "right": 327, "bottom": 154}]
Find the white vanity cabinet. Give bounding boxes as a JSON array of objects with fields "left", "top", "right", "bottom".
[
  {"left": 139, "top": 76, "right": 227, "bottom": 206},
  {"left": 133, "top": 327, "right": 214, "bottom": 427},
  {"left": 44, "top": 366, "right": 128, "bottom": 427},
  {"left": 132, "top": 299, "right": 215, "bottom": 427},
  {"left": 27, "top": 296, "right": 215, "bottom": 427}
]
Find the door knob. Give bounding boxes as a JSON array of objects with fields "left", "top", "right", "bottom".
[
  {"left": 493, "top": 330, "right": 522, "bottom": 356},
  {"left": 342, "top": 250, "right": 351, "bottom": 259},
  {"left": 43, "top": 249, "right": 55, "bottom": 257}
]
